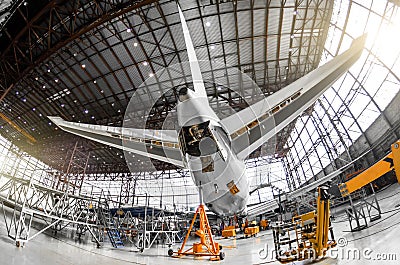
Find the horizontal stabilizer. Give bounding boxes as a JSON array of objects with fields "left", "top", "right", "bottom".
[
  {"left": 48, "top": 116, "right": 184, "bottom": 168},
  {"left": 221, "top": 34, "right": 366, "bottom": 160}
]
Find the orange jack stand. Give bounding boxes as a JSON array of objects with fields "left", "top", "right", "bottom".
[{"left": 168, "top": 204, "right": 225, "bottom": 261}]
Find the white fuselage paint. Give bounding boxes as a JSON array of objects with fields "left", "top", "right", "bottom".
[{"left": 176, "top": 89, "right": 249, "bottom": 216}]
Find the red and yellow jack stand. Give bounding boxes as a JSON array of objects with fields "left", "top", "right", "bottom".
[{"left": 168, "top": 204, "right": 225, "bottom": 261}]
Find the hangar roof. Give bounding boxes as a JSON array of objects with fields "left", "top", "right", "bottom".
[{"left": 0, "top": 0, "right": 332, "bottom": 173}]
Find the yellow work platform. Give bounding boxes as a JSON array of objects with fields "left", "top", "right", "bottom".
[
  {"left": 221, "top": 229, "right": 236, "bottom": 238},
  {"left": 244, "top": 226, "right": 259, "bottom": 237}
]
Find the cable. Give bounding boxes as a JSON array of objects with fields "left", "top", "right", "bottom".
[
  {"left": 342, "top": 207, "right": 400, "bottom": 233},
  {"left": 364, "top": 208, "right": 400, "bottom": 229},
  {"left": 379, "top": 190, "right": 400, "bottom": 201},
  {"left": 381, "top": 207, "right": 400, "bottom": 214},
  {"left": 347, "top": 219, "right": 400, "bottom": 242}
]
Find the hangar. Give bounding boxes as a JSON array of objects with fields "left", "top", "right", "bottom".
[{"left": 0, "top": 0, "right": 399, "bottom": 264}]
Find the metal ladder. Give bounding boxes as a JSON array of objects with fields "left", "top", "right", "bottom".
[
  {"left": 98, "top": 195, "right": 124, "bottom": 248},
  {"left": 104, "top": 211, "right": 124, "bottom": 248}
]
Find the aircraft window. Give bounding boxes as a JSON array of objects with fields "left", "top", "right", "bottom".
[
  {"left": 247, "top": 120, "right": 259, "bottom": 129},
  {"left": 291, "top": 91, "right": 301, "bottom": 100},
  {"left": 259, "top": 113, "right": 269, "bottom": 121},
  {"left": 272, "top": 106, "right": 280, "bottom": 113}
]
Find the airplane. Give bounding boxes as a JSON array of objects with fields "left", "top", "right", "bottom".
[{"left": 48, "top": 4, "right": 366, "bottom": 217}]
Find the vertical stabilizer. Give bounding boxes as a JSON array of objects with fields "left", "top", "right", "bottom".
[{"left": 177, "top": 5, "right": 207, "bottom": 98}]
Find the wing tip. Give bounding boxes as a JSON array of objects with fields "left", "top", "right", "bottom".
[
  {"left": 47, "top": 116, "right": 64, "bottom": 126},
  {"left": 351, "top": 33, "right": 367, "bottom": 51}
]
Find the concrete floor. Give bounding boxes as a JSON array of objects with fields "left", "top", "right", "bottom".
[{"left": 1, "top": 184, "right": 400, "bottom": 264}]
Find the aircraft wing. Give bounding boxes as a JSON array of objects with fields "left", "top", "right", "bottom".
[
  {"left": 220, "top": 35, "right": 366, "bottom": 160},
  {"left": 48, "top": 116, "right": 185, "bottom": 168}
]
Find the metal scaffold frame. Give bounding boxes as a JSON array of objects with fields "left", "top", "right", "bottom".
[
  {"left": 136, "top": 200, "right": 181, "bottom": 252},
  {"left": 0, "top": 142, "right": 107, "bottom": 247},
  {"left": 0, "top": 172, "right": 107, "bottom": 247},
  {"left": 345, "top": 185, "right": 381, "bottom": 232}
]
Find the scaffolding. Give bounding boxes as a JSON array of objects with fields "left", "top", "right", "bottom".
[
  {"left": 0, "top": 142, "right": 107, "bottom": 247},
  {"left": 344, "top": 184, "right": 382, "bottom": 232},
  {"left": 136, "top": 205, "right": 181, "bottom": 252},
  {"left": 0, "top": 173, "right": 106, "bottom": 246}
]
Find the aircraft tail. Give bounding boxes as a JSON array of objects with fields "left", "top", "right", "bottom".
[{"left": 177, "top": 5, "right": 207, "bottom": 99}]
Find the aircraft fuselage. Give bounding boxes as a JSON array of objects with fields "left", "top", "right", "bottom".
[{"left": 177, "top": 88, "right": 249, "bottom": 216}]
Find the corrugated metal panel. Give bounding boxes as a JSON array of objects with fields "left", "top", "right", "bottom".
[
  {"left": 159, "top": 1, "right": 177, "bottom": 16},
  {"left": 187, "top": 20, "right": 206, "bottom": 48},
  {"left": 112, "top": 43, "right": 132, "bottom": 67},
  {"left": 220, "top": 13, "right": 236, "bottom": 40},
  {"left": 279, "top": 35, "right": 291, "bottom": 59},
  {"left": 140, "top": 32, "right": 158, "bottom": 57},
  {"left": 196, "top": 46, "right": 210, "bottom": 61},
  {"left": 267, "top": 8, "right": 280, "bottom": 35},
  {"left": 100, "top": 49, "right": 120, "bottom": 70},
  {"left": 237, "top": 10, "right": 252, "bottom": 38},
  {"left": 253, "top": 37, "right": 265, "bottom": 63},
  {"left": 126, "top": 39, "right": 147, "bottom": 63},
  {"left": 114, "top": 69, "right": 133, "bottom": 90},
  {"left": 239, "top": 39, "right": 252, "bottom": 65},
  {"left": 168, "top": 24, "right": 186, "bottom": 51},
  {"left": 281, "top": 8, "right": 293, "bottom": 33},
  {"left": 236, "top": 0, "right": 250, "bottom": 11},
  {"left": 266, "top": 35, "right": 277, "bottom": 61},
  {"left": 253, "top": 9, "right": 266, "bottom": 36},
  {"left": 204, "top": 16, "right": 220, "bottom": 43},
  {"left": 125, "top": 65, "right": 143, "bottom": 88}
]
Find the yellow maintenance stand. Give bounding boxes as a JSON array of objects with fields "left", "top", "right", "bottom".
[
  {"left": 339, "top": 140, "right": 400, "bottom": 196},
  {"left": 338, "top": 140, "right": 400, "bottom": 231},
  {"left": 168, "top": 187, "right": 224, "bottom": 261},
  {"left": 272, "top": 185, "right": 336, "bottom": 263},
  {"left": 168, "top": 204, "right": 224, "bottom": 260}
]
